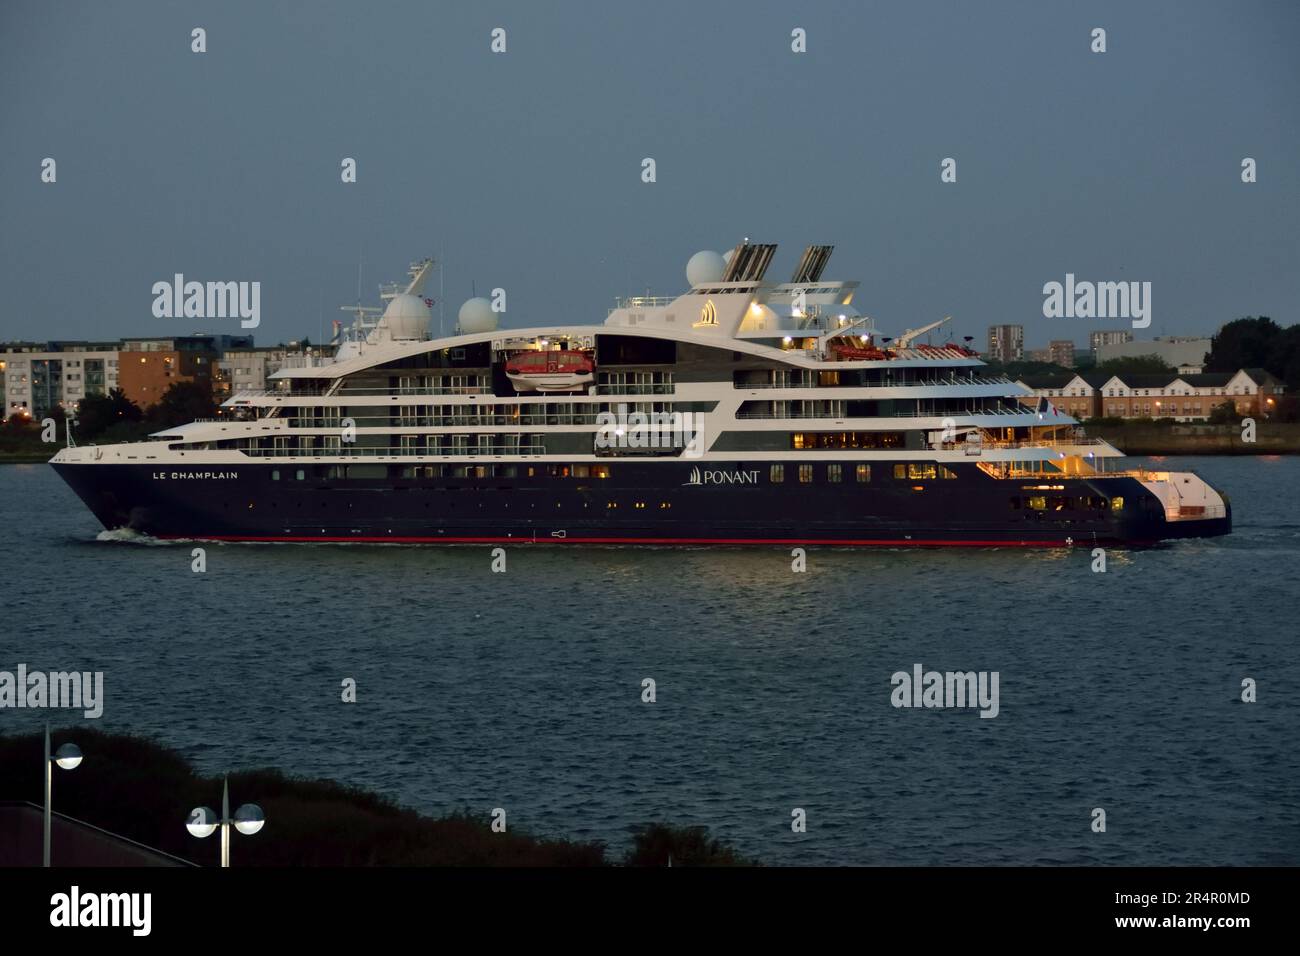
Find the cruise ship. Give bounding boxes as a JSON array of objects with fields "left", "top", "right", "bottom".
[{"left": 51, "top": 245, "right": 1231, "bottom": 546}]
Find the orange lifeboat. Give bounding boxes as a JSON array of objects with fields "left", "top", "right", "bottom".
[
  {"left": 831, "top": 341, "right": 893, "bottom": 361},
  {"left": 505, "top": 349, "right": 595, "bottom": 392}
]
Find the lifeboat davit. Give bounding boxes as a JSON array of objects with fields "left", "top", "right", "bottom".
[{"left": 505, "top": 349, "right": 595, "bottom": 392}]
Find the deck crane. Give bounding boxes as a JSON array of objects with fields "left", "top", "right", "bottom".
[{"left": 893, "top": 315, "right": 953, "bottom": 349}]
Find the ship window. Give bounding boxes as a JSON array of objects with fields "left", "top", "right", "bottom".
[
  {"left": 296, "top": 470, "right": 305, "bottom": 480},
  {"left": 893, "top": 464, "right": 906, "bottom": 479},
  {"left": 855, "top": 464, "right": 871, "bottom": 483},
  {"left": 1111, "top": 496, "right": 1124, "bottom": 512},
  {"left": 1027, "top": 496, "right": 1047, "bottom": 511},
  {"left": 572, "top": 465, "right": 590, "bottom": 478},
  {"left": 770, "top": 463, "right": 784, "bottom": 483},
  {"left": 907, "top": 463, "right": 937, "bottom": 480},
  {"left": 591, "top": 465, "right": 611, "bottom": 479},
  {"left": 798, "top": 464, "right": 813, "bottom": 483},
  {"left": 940, "top": 466, "right": 957, "bottom": 479},
  {"left": 271, "top": 470, "right": 280, "bottom": 481},
  {"left": 827, "top": 464, "right": 842, "bottom": 483}
]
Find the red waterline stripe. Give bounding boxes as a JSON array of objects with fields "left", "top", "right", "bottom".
[{"left": 155, "top": 534, "right": 1091, "bottom": 547}]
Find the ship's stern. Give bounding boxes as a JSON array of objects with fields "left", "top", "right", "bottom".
[{"left": 1136, "top": 470, "right": 1232, "bottom": 540}]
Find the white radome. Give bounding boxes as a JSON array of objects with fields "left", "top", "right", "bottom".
[
  {"left": 686, "top": 250, "right": 726, "bottom": 287},
  {"left": 381, "top": 293, "right": 432, "bottom": 340},
  {"left": 458, "top": 297, "right": 498, "bottom": 333}
]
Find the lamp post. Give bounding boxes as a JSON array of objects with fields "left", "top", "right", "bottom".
[
  {"left": 43, "top": 723, "right": 83, "bottom": 867},
  {"left": 187, "top": 776, "right": 264, "bottom": 867}
]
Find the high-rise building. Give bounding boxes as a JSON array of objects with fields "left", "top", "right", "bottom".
[
  {"left": 986, "top": 325, "right": 1024, "bottom": 363},
  {"left": 1, "top": 342, "right": 121, "bottom": 420},
  {"left": 1047, "top": 340, "right": 1076, "bottom": 368},
  {"left": 1088, "top": 330, "right": 1133, "bottom": 355}
]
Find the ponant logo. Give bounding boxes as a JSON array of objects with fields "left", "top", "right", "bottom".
[
  {"left": 684, "top": 467, "right": 759, "bottom": 486},
  {"left": 695, "top": 299, "right": 718, "bottom": 327}
]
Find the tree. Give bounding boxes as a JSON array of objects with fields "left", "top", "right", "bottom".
[
  {"left": 75, "top": 388, "right": 142, "bottom": 440},
  {"left": 1207, "top": 400, "right": 1239, "bottom": 424},
  {"left": 1204, "top": 317, "right": 1282, "bottom": 375},
  {"left": 623, "top": 823, "right": 752, "bottom": 866},
  {"left": 1094, "top": 354, "right": 1173, "bottom": 375},
  {"left": 147, "top": 381, "right": 217, "bottom": 429},
  {"left": 984, "top": 359, "right": 1073, "bottom": 380}
]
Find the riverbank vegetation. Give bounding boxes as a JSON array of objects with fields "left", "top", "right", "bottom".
[{"left": 0, "top": 728, "right": 752, "bottom": 866}]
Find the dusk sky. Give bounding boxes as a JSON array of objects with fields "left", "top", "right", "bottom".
[{"left": 2, "top": 0, "right": 1297, "bottom": 348}]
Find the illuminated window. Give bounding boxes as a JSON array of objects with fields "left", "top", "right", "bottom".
[
  {"left": 1111, "top": 496, "right": 1124, "bottom": 512},
  {"left": 856, "top": 464, "right": 871, "bottom": 483},
  {"left": 1028, "top": 496, "right": 1047, "bottom": 511},
  {"left": 893, "top": 464, "right": 906, "bottom": 479},
  {"left": 798, "top": 464, "right": 813, "bottom": 483},
  {"left": 770, "top": 463, "right": 784, "bottom": 483},
  {"left": 908, "top": 463, "right": 937, "bottom": 480},
  {"left": 827, "top": 463, "right": 842, "bottom": 483},
  {"left": 940, "top": 466, "right": 957, "bottom": 480}
]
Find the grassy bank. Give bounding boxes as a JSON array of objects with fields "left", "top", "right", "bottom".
[
  {"left": 1084, "top": 421, "right": 1300, "bottom": 455},
  {"left": 0, "top": 729, "right": 752, "bottom": 866}
]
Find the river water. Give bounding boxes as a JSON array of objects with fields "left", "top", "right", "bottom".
[{"left": 2, "top": 456, "right": 1297, "bottom": 864}]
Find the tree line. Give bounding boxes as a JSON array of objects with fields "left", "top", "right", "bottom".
[{"left": 1, "top": 381, "right": 217, "bottom": 448}]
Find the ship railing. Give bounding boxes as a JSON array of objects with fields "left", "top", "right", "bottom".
[
  {"left": 338, "top": 385, "right": 495, "bottom": 396},
  {"left": 592, "top": 384, "right": 676, "bottom": 395},
  {"left": 941, "top": 437, "right": 1106, "bottom": 451},
  {"left": 240, "top": 445, "right": 547, "bottom": 458},
  {"left": 608, "top": 296, "right": 678, "bottom": 313},
  {"left": 736, "top": 406, "right": 1035, "bottom": 420},
  {"left": 733, "top": 376, "right": 1015, "bottom": 389}
]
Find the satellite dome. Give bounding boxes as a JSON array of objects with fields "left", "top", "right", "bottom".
[
  {"left": 381, "top": 293, "right": 432, "bottom": 340},
  {"left": 686, "top": 250, "right": 726, "bottom": 287},
  {"left": 458, "top": 297, "right": 498, "bottom": 334}
]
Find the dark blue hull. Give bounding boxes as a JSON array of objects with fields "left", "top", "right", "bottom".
[{"left": 50, "top": 459, "right": 1231, "bottom": 547}]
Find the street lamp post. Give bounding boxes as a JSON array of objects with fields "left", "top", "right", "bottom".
[
  {"left": 186, "top": 776, "right": 264, "bottom": 867},
  {"left": 43, "top": 723, "right": 83, "bottom": 867}
]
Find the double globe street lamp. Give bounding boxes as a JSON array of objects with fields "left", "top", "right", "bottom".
[
  {"left": 186, "top": 776, "right": 264, "bottom": 867},
  {"left": 43, "top": 723, "right": 83, "bottom": 867}
]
